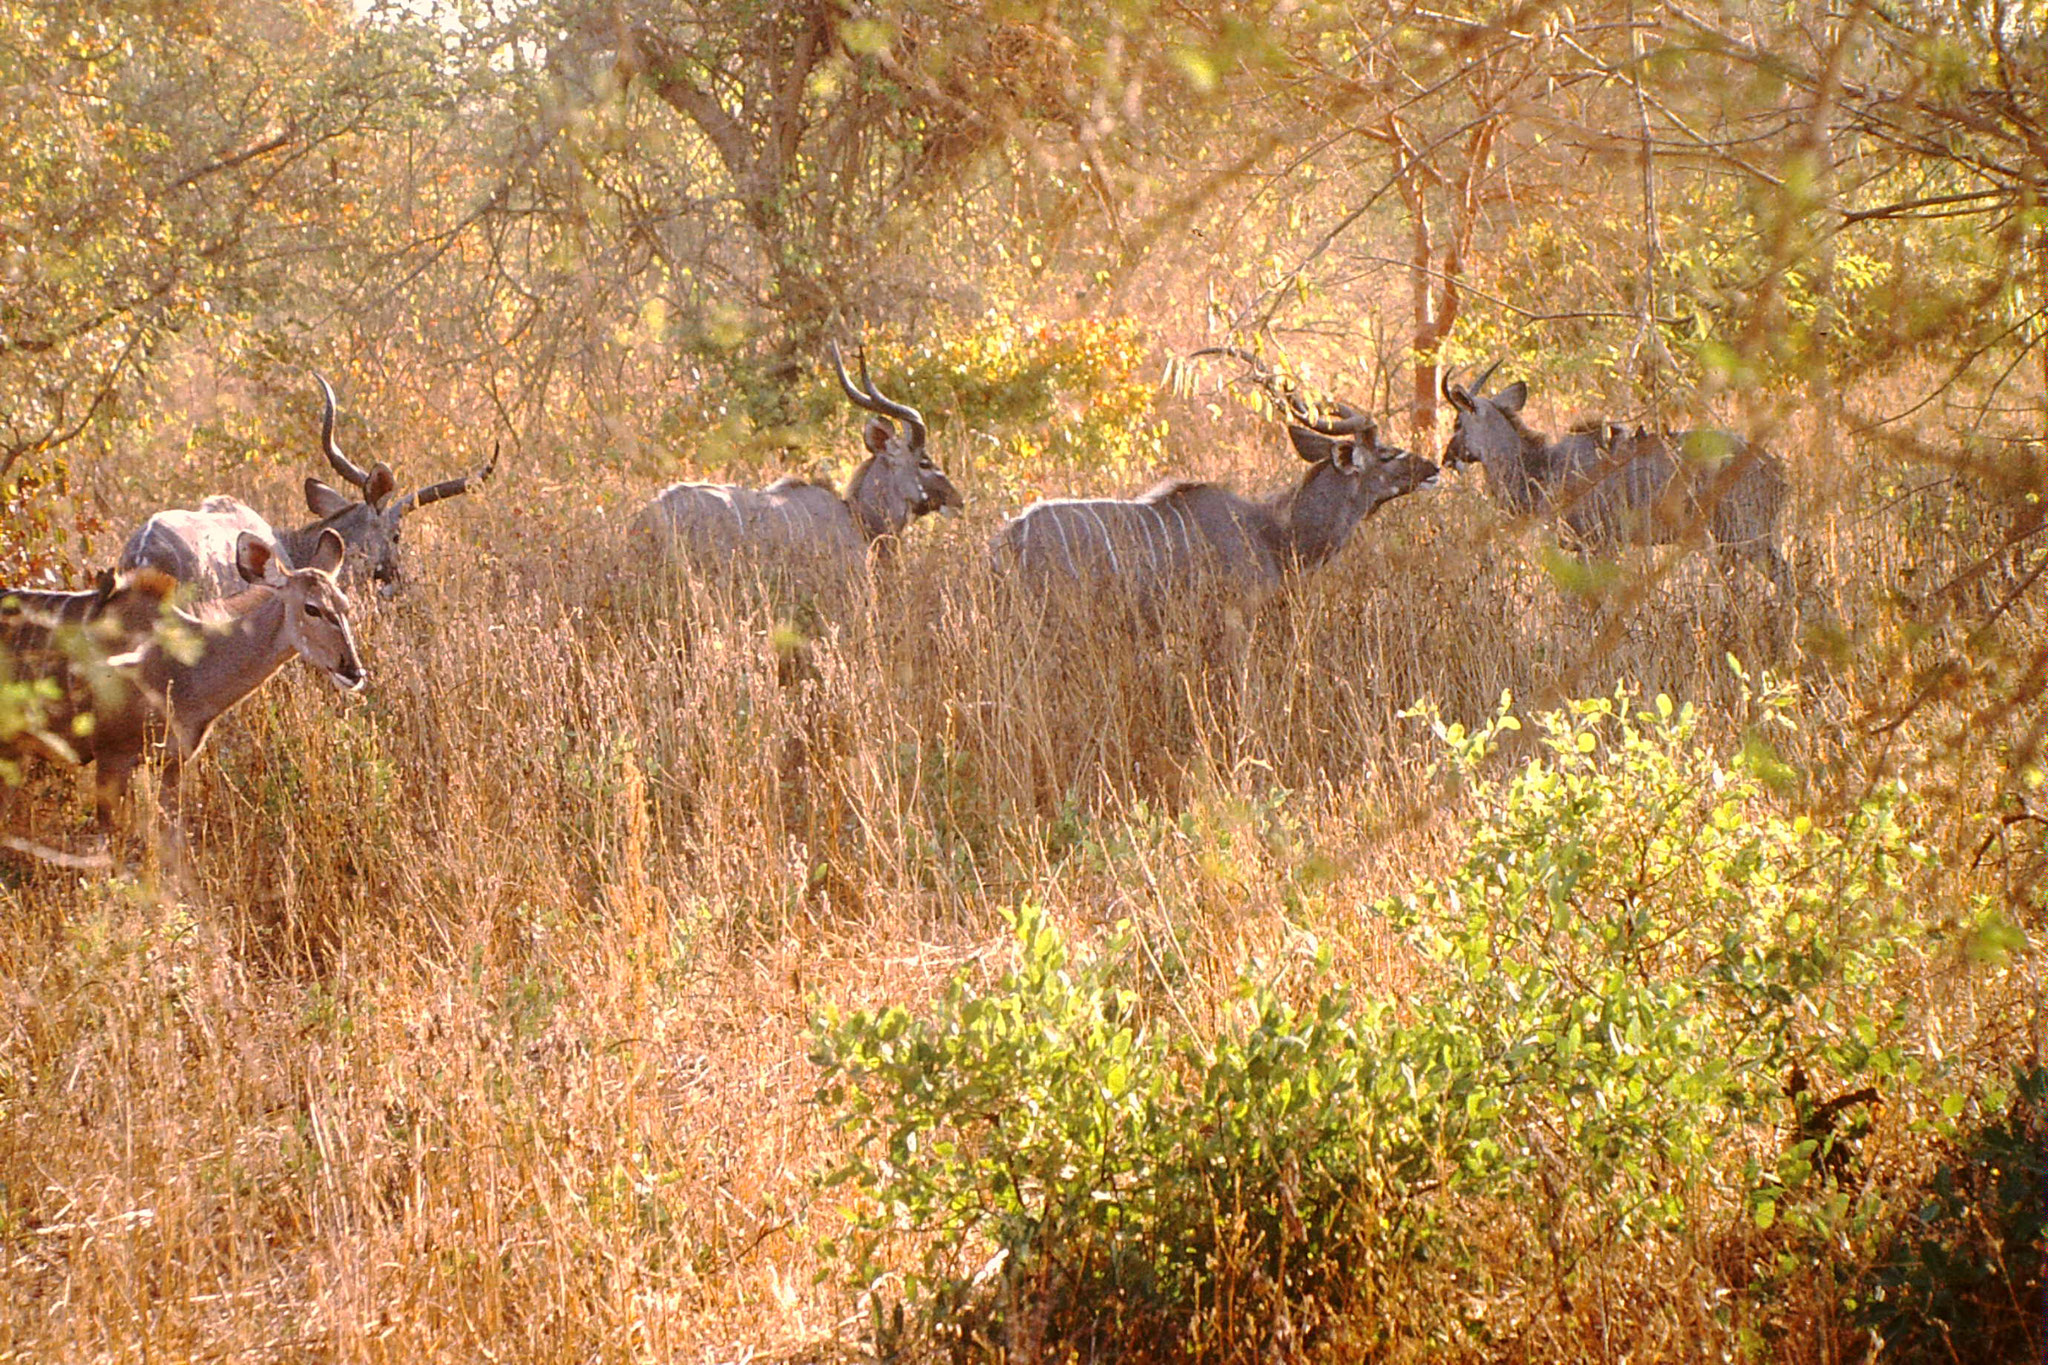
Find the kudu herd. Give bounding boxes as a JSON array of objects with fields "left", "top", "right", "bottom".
[
  {"left": 3, "top": 530, "right": 362, "bottom": 826},
  {"left": 4, "top": 341, "right": 1804, "bottom": 860}
]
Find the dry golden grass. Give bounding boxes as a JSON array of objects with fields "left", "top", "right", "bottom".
[{"left": 0, "top": 401, "right": 2039, "bottom": 1362}]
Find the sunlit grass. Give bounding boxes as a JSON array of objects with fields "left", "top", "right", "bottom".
[{"left": 0, "top": 404, "right": 2038, "bottom": 1361}]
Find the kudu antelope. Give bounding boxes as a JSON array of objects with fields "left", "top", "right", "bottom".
[
  {"left": 996, "top": 360, "right": 1437, "bottom": 613},
  {"left": 3, "top": 570, "right": 175, "bottom": 758},
  {"left": 1441, "top": 363, "right": 1793, "bottom": 602},
  {"left": 635, "top": 343, "right": 963, "bottom": 585},
  {"left": 3, "top": 530, "right": 364, "bottom": 825},
  {"left": 119, "top": 374, "right": 496, "bottom": 598}
]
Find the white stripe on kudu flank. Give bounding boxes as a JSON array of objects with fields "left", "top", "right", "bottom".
[
  {"left": 708, "top": 485, "right": 744, "bottom": 539},
  {"left": 1084, "top": 504, "right": 1120, "bottom": 576},
  {"left": 1147, "top": 504, "right": 1176, "bottom": 575},
  {"left": 1150, "top": 504, "right": 1176, "bottom": 570},
  {"left": 1133, "top": 504, "right": 1163, "bottom": 575},
  {"left": 1164, "top": 500, "right": 1195, "bottom": 560},
  {"left": 1052, "top": 510, "right": 1079, "bottom": 577}
]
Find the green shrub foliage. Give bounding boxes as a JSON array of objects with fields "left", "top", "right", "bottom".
[
  {"left": 814, "top": 903, "right": 1384, "bottom": 1358},
  {"left": 1383, "top": 683, "right": 1925, "bottom": 1240},
  {"left": 866, "top": 316, "right": 1166, "bottom": 484},
  {"left": 812, "top": 682, "right": 1936, "bottom": 1358}
]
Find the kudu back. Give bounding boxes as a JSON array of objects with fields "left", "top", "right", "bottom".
[
  {"left": 120, "top": 373, "right": 495, "bottom": 598},
  {"left": 636, "top": 343, "right": 963, "bottom": 591},
  {"left": 1, "top": 569, "right": 128, "bottom": 628},
  {"left": 1441, "top": 363, "right": 1793, "bottom": 601}
]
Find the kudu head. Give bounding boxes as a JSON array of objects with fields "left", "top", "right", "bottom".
[
  {"left": 1440, "top": 360, "right": 1533, "bottom": 472},
  {"left": 831, "top": 342, "right": 963, "bottom": 539},
  {"left": 1284, "top": 395, "right": 1441, "bottom": 553},
  {"left": 1190, "top": 345, "right": 1437, "bottom": 554},
  {"left": 304, "top": 374, "right": 496, "bottom": 596},
  {"left": 235, "top": 528, "right": 366, "bottom": 692}
]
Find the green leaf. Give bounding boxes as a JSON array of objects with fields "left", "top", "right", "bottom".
[
  {"left": 838, "top": 18, "right": 894, "bottom": 55},
  {"left": 1964, "top": 911, "right": 2026, "bottom": 963}
]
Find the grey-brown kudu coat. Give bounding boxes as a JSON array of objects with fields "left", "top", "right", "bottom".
[
  {"left": 995, "top": 401, "right": 1439, "bottom": 617},
  {"left": 1441, "top": 364, "right": 1793, "bottom": 602},
  {"left": 3, "top": 530, "right": 364, "bottom": 824},
  {"left": 636, "top": 344, "right": 962, "bottom": 589}
]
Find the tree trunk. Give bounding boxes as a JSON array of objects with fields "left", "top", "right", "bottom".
[
  {"left": 1628, "top": 0, "right": 1669, "bottom": 423},
  {"left": 620, "top": 8, "right": 835, "bottom": 350},
  {"left": 1396, "top": 142, "right": 1462, "bottom": 444}
]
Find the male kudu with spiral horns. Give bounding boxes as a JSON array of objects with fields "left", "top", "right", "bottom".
[
  {"left": 635, "top": 342, "right": 963, "bottom": 585},
  {"left": 120, "top": 373, "right": 496, "bottom": 598}
]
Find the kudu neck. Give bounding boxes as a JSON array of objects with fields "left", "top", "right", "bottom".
[
  {"left": 1481, "top": 422, "right": 1552, "bottom": 515},
  {"left": 1272, "top": 473, "right": 1352, "bottom": 572},
  {"left": 280, "top": 513, "right": 367, "bottom": 569},
  {"left": 843, "top": 459, "right": 906, "bottom": 544},
  {"left": 153, "top": 589, "right": 300, "bottom": 752}
]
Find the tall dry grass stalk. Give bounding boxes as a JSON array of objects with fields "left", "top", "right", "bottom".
[{"left": 0, "top": 407, "right": 2038, "bottom": 1361}]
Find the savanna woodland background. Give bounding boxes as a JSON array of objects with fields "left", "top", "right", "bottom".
[{"left": 2, "top": 0, "right": 2044, "bottom": 1359}]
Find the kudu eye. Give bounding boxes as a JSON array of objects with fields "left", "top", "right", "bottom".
[{"left": 303, "top": 603, "right": 323, "bottom": 619}]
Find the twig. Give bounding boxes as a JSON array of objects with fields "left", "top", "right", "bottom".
[
  {"left": 167, "top": 128, "right": 296, "bottom": 191},
  {"left": 1867, "top": 661, "right": 1966, "bottom": 736}
]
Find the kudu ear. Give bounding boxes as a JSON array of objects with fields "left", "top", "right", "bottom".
[
  {"left": 307, "top": 527, "right": 347, "bottom": 575},
  {"left": 862, "top": 414, "right": 898, "bottom": 456},
  {"left": 235, "top": 533, "right": 288, "bottom": 586},
  {"left": 1496, "top": 381, "right": 1529, "bottom": 413},
  {"left": 364, "top": 463, "right": 398, "bottom": 509},
  {"left": 305, "top": 477, "right": 352, "bottom": 518},
  {"left": 1287, "top": 425, "right": 1346, "bottom": 466}
]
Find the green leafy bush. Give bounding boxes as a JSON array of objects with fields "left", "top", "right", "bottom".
[
  {"left": 813, "top": 903, "right": 1385, "bottom": 1359},
  {"left": 1381, "top": 683, "right": 1927, "bottom": 1240},
  {"left": 867, "top": 315, "right": 1166, "bottom": 485},
  {"left": 0, "top": 666, "right": 62, "bottom": 785},
  {"left": 812, "top": 682, "right": 1940, "bottom": 1359},
  {"left": 1, "top": 611, "right": 142, "bottom": 786},
  {"left": 655, "top": 315, "right": 1164, "bottom": 490}
]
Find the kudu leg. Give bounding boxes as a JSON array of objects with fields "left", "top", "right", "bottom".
[
  {"left": 1712, "top": 541, "right": 1798, "bottom": 657},
  {"left": 94, "top": 754, "right": 140, "bottom": 830},
  {"left": 1763, "top": 545, "right": 1797, "bottom": 609},
  {"left": 0, "top": 763, "right": 123, "bottom": 873},
  {"left": 150, "top": 760, "right": 200, "bottom": 893}
]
